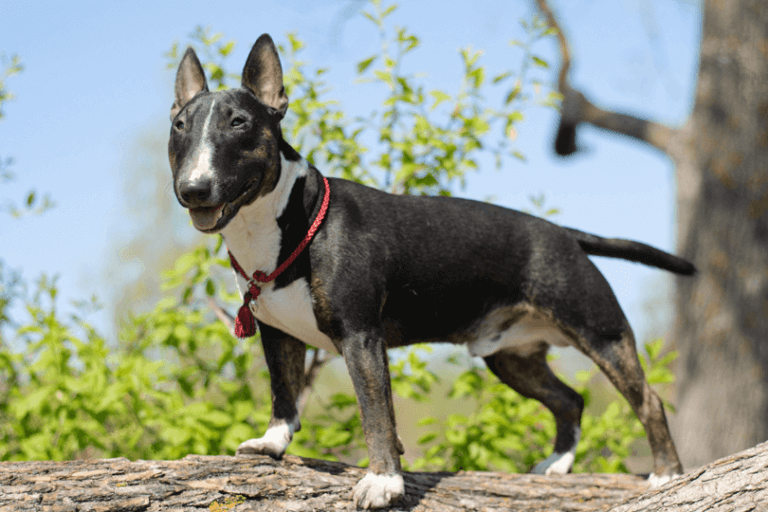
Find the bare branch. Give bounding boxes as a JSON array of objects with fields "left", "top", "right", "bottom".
[
  {"left": 208, "top": 297, "right": 235, "bottom": 336},
  {"left": 536, "top": 0, "right": 678, "bottom": 156},
  {"left": 580, "top": 95, "right": 678, "bottom": 154},
  {"left": 534, "top": 0, "right": 570, "bottom": 92},
  {"left": 298, "top": 348, "right": 332, "bottom": 416}
]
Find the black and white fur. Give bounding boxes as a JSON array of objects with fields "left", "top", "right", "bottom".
[{"left": 168, "top": 34, "right": 691, "bottom": 509}]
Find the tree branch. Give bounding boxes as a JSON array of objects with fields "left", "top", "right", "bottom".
[
  {"left": 208, "top": 297, "right": 235, "bottom": 335},
  {"left": 3, "top": 441, "right": 767, "bottom": 511},
  {"left": 536, "top": 0, "right": 678, "bottom": 156},
  {"left": 535, "top": 0, "right": 570, "bottom": 93},
  {"left": 297, "top": 347, "right": 331, "bottom": 416}
]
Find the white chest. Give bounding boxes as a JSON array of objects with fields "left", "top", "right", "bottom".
[
  {"left": 237, "top": 275, "right": 338, "bottom": 354},
  {"left": 221, "top": 156, "right": 338, "bottom": 354}
]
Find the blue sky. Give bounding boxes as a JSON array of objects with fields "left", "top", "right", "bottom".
[{"left": 0, "top": 0, "right": 701, "bottom": 348}]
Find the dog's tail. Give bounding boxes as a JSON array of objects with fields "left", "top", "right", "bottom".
[{"left": 565, "top": 227, "right": 696, "bottom": 275}]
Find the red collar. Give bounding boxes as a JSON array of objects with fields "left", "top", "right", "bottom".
[{"left": 228, "top": 174, "right": 330, "bottom": 338}]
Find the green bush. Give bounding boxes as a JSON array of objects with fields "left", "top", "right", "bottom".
[
  {"left": 409, "top": 339, "right": 675, "bottom": 473},
  {"left": 0, "top": 271, "right": 267, "bottom": 461}
]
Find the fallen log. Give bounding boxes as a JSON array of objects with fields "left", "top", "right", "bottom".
[
  {"left": 613, "top": 440, "right": 768, "bottom": 512},
  {"left": 1, "top": 441, "right": 766, "bottom": 511}
]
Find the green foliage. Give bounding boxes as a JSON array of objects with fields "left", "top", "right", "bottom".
[
  {"left": 165, "top": 27, "right": 239, "bottom": 91},
  {"left": 0, "top": 0, "right": 674, "bottom": 476},
  {"left": 278, "top": 32, "right": 374, "bottom": 186},
  {"left": 0, "top": 272, "right": 268, "bottom": 461},
  {"left": 292, "top": 392, "right": 366, "bottom": 463},
  {"left": 390, "top": 345, "right": 438, "bottom": 401},
  {"left": 0, "top": 52, "right": 23, "bottom": 120},
  {"left": 408, "top": 340, "right": 677, "bottom": 473},
  {"left": 0, "top": 53, "right": 55, "bottom": 217},
  {"left": 349, "top": 1, "right": 560, "bottom": 195}
]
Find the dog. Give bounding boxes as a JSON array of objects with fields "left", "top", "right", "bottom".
[{"left": 168, "top": 34, "right": 692, "bottom": 509}]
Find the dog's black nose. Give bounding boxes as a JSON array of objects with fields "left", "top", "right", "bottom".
[{"left": 179, "top": 177, "right": 213, "bottom": 206}]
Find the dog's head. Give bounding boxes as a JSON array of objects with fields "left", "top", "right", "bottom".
[{"left": 168, "top": 34, "right": 288, "bottom": 233}]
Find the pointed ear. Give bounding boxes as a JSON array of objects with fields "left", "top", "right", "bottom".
[
  {"left": 171, "top": 47, "right": 209, "bottom": 119},
  {"left": 241, "top": 34, "right": 288, "bottom": 119}
]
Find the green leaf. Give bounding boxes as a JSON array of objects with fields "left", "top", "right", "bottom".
[
  {"left": 318, "top": 428, "right": 352, "bottom": 448},
  {"left": 173, "top": 324, "right": 192, "bottom": 343},
  {"left": 492, "top": 71, "right": 512, "bottom": 84},
  {"left": 531, "top": 56, "right": 549, "bottom": 68},
  {"left": 329, "top": 393, "right": 357, "bottom": 409},
  {"left": 382, "top": 5, "right": 397, "bottom": 17},
  {"left": 429, "top": 90, "right": 451, "bottom": 110},
  {"left": 505, "top": 86, "right": 521, "bottom": 105},
  {"left": 469, "top": 67, "right": 485, "bottom": 88},
  {"left": 173, "top": 252, "right": 198, "bottom": 274},
  {"left": 13, "top": 386, "right": 52, "bottom": 418},
  {"left": 416, "top": 416, "right": 437, "bottom": 427},
  {"left": 418, "top": 432, "right": 438, "bottom": 445},
  {"left": 361, "top": 11, "right": 377, "bottom": 24},
  {"left": 161, "top": 426, "right": 192, "bottom": 445},
  {"left": 356, "top": 56, "right": 377, "bottom": 75},
  {"left": 210, "top": 66, "right": 224, "bottom": 81},
  {"left": 201, "top": 410, "right": 233, "bottom": 428},
  {"left": 645, "top": 338, "right": 664, "bottom": 361},
  {"left": 373, "top": 70, "right": 391, "bottom": 83},
  {"left": 223, "top": 423, "right": 254, "bottom": 451},
  {"left": 218, "top": 41, "right": 235, "bottom": 56}
]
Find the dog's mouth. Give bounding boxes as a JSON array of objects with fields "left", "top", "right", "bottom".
[
  {"left": 189, "top": 204, "right": 225, "bottom": 231},
  {"left": 188, "top": 177, "right": 262, "bottom": 233}
]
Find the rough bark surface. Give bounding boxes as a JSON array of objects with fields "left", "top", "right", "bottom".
[
  {"left": 613, "top": 442, "right": 768, "bottom": 512},
  {"left": 2, "top": 441, "right": 768, "bottom": 511},
  {"left": 671, "top": 0, "right": 768, "bottom": 468}
]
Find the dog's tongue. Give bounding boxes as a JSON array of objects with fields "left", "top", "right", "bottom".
[{"left": 189, "top": 205, "right": 223, "bottom": 230}]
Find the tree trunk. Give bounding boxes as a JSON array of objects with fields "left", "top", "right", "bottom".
[
  {"left": 672, "top": 0, "right": 768, "bottom": 468},
  {"left": 2, "top": 441, "right": 767, "bottom": 511},
  {"left": 537, "top": 0, "right": 768, "bottom": 469}
]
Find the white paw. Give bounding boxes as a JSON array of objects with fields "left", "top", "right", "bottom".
[
  {"left": 352, "top": 472, "right": 405, "bottom": 509},
  {"left": 236, "top": 423, "right": 294, "bottom": 459},
  {"left": 531, "top": 426, "right": 579, "bottom": 475},
  {"left": 648, "top": 472, "right": 679, "bottom": 488},
  {"left": 531, "top": 451, "right": 575, "bottom": 475}
]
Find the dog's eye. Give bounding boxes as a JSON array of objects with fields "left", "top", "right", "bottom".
[
  {"left": 231, "top": 117, "right": 246, "bottom": 128},
  {"left": 174, "top": 120, "right": 185, "bottom": 130}
]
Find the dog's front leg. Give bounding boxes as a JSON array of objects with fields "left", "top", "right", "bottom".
[
  {"left": 236, "top": 324, "right": 305, "bottom": 459},
  {"left": 343, "top": 330, "right": 405, "bottom": 509}
]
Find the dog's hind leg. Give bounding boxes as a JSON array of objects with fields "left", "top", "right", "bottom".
[
  {"left": 236, "top": 324, "right": 305, "bottom": 459},
  {"left": 483, "top": 342, "right": 584, "bottom": 475},
  {"left": 577, "top": 328, "right": 682, "bottom": 485}
]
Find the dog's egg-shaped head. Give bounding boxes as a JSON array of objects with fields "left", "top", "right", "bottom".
[{"left": 167, "top": 34, "right": 288, "bottom": 233}]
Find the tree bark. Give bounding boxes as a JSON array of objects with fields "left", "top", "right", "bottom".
[
  {"left": 614, "top": 441, "right": 768, "bottom": 512},
  {"left": 671, "top": 0, "right": 768, "bottom": 469},
  {"left": 537, "top": 0, "right": 768, "bottom": 468},
  {"left": 2, "top": 441, "right": 767, "bottom": 511}
]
